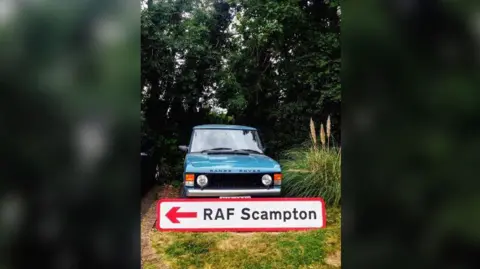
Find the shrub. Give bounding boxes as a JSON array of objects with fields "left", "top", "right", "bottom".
[{"left": 281, "top": 116, "right": 341, "bottom": 206}]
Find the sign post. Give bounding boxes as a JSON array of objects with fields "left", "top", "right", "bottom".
[{"left": 156, "top": 198, "right": 326, "bottom": 232}]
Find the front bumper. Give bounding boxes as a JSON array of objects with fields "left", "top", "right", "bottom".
[{"left": 185, "top": 188, "right": 281, "bottom": 197}]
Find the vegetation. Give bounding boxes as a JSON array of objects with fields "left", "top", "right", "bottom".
[
  {"left": 141, "top": 1, "right": 342, "bottom": 266},
  {"left": 141, "top": 0, "right": 341, "bottom": 180},
  {"left": 281, "top": 117, "right": 341, "bottom": 206},
  {"left": 146, "top": 206, "right": 341, "bottom": 269}
]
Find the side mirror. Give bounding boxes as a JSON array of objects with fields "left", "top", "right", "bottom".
[{"left": 178, "top": 145, "right": 189, "bottom": 152}]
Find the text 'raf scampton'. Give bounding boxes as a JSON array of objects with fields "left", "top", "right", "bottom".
[{"left": 203, "top": 208, "right": 318, "bottom": 222}]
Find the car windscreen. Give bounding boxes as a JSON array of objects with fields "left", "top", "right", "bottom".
[{"left": 189, "top": 129, "right": 263, "bottom": 153}]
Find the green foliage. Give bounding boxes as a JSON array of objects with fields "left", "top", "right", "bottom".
[
  {"left": 141, "top": 0, "right": 341, "bottom": 179},
  {"left": 275, "top": 230, "right": 326, "bottom": 267},
  {"left": 150, "top": 196, "right": 341, "bottom": 269},
  {"left": 281, "top": 146, "right": 341, "bottom": 206},
  {"left": 141, "top": 0, "right": 234, "bottom": 180},
  {"left": 154, "top": 229, "right": 328, "bottom": 269},
  {"left": 217, "top": 0, "right": 341, "bottom": 155},
  {"left": 165, "top": 235, "right": 214, "bottom": 256},
  {"left": 164, "top": 234, "right": 217, "bottom": 268},
  {"left": 2, "top": 1, "right": 139, "bottom": 268},
  {"left": 207, "top": 111, "right": 234, "bottom": 124}
]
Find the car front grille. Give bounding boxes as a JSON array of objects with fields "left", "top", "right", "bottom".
[{"left": 194, "top": 173, "right": 274, "bottom": 189}]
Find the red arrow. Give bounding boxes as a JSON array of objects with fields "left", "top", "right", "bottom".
[{"left": 166, "top": 207, "right": 197, "bottom": 223}]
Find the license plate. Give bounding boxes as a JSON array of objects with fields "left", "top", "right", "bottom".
[{"left": 219, "top": 196, "right": 251, "bottom": 199}]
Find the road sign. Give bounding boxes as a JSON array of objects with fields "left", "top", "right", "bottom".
[{"left": 156, "top": 198, "right": 326, "bottom": 232}]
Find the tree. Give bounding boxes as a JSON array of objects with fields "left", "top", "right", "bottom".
[
  {"left": 217, "top": 0, "right": 341, "bottom": 154},
  {"left": 141, "top": 0, "right": 341, "bottom": 178},
  {"left": 141, "top": 0, "right": 234, "bottom": 178}
]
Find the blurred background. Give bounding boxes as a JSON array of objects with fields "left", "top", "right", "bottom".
[
  {"left": 2, "top": 0, "right": 480, "bottom": 268},
  {"left": 343, "top": 0, "right": 480, "bottom": 268},
  {"left": 0, "top": 0, "right": 139, "bottom": 269}
]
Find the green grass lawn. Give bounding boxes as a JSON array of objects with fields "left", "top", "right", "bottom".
[{"left": 146, "top": 207, "right": 340, "bottom": 269}]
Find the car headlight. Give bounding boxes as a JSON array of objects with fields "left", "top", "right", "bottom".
[
  {"left": 261, "top": 174, "right": 272, "bottom": 186},
  {"left": 197, "top": 175, "right": 208, "bottom": 187}
]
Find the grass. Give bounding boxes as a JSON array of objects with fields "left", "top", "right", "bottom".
[
  {"left": 149, "top": 207, "right": 341, "bottom": 269},
  {"left": 281, "top": 146, "right": 341, "bottom": 206},
  {"left": 146, "top": 117, "right": 341, "bottom": 268},
  {"left": 280, "top": 117, "right": 341, "bottom": 206}
]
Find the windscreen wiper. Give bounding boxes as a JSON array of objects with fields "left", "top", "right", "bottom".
[
  {"left": 233, "top": 149, "right": 263, "bottom": 154},
  {"left": 200, "top": 147, "right": 233, "bottom": 153}
]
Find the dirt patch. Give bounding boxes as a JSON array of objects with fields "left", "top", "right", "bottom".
[
  {"left": 216, "top": 234, "right": 252, "bottom": 250},
  {"left": 141, "top": 184, "right": 180, "bottom": 269},
  {"left": 157, "top": 184, "right": 181, "bottom": 199},
  {"left": 325, "top": 250, "right": 341, "bottom": 267},
  {"left": 141, "top": 185, "right": 161, "bottom": 218}
]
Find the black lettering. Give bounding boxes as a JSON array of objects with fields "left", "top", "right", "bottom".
[
  {"left": 299, "top": 211, "right": 307, "bottom": 220},
  {"left": 241, "top": 208, "right": 250, "bottom": 220},
  {"left": 215, "top": 209, "right": 225, "bottom": 220},
  {"left": 293, "top": 208, "right": 299, "bottom": 219},
  {"left": 261, "top": 211, "right": 268, "bottom": 220},
  {"left": 204, "top": 209, "right": 213, "bottom": 220},
  {"left": 283, "top": 211, "right": 292, "bottom": 222},
  {"left": 270, "top": 211, "right": 281, "bottom": 220},
  {"left": 227, "top": 208, "right": 235, "bottom": 220},
  {"left": 238, "top": 209, "right": 318, "bottom": 221}
]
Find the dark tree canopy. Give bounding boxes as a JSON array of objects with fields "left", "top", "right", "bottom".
[{"left": 141, "top": 0, "right": 341, "bottom": 179}]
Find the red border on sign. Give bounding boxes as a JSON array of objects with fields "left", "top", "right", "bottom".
[{"left": 156, "top": 197, "right": 326, "bottom": 232}]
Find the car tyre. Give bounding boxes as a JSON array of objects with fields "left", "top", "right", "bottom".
[{"left": 179, "top": 185, "right": 187, "bottom": 198}]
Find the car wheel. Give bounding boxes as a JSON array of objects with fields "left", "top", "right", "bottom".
[{"left": 179, "top": 186, "right": 187, "bottom": 198}]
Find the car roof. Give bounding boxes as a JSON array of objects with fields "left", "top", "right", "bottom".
[{"left": 193, "top": 124, "right": 257, "bottom": 131}]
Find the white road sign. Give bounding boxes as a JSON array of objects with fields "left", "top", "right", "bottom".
[{"left": 156, "top": 198, "right": 326, "bottom": 232}]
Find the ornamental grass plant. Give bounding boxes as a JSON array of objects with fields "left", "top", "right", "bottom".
[{"left": 281, "top": 116, "right": 341, "bottom": 206}]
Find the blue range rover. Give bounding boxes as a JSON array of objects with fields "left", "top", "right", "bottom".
[{"left": 178, "top": 124, "right": 282, "bottom": 198}]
